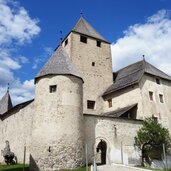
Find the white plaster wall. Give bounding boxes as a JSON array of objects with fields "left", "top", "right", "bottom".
[
  {"left": 139, "top": 74, "right": 171, "bottom": 130},
  {"left": 63, "top": 32, "right": 113, "bottom": 114},
  {"left": 84, "top": 115, "right": 142, "bottom": 165},
  {"left": 103, "top": 85, "right": 144, "bottom": 120},
  {"left": 31, "top": 75, "right": 84, "bottom": 171},
  {"left": 0, "top": 101, "right": 34, "bottom": 164}
]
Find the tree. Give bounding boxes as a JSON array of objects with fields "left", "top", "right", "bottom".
[{"left": 134, "top": 116, "right": 171, "bottom": 166}]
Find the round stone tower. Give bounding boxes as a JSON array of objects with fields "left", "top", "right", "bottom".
[{"left": 30, "top": 46, "right": 85, "bottom": 171}]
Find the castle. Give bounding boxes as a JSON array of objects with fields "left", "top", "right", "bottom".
[{"left": 0, "top": 17, "right": 171, "bottom": 171}]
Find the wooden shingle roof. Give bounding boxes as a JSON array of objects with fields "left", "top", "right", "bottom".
[
  {"left": 72, "top": 17, "right": 109, "bottom": 43},
  {"left": 103, "top": 60, "right": 171, "bottom": 96},
  {"left": 101, "top": 104, "right": 137, "bottom": 118},
  {"left": 35, "top": 46, "right": 82, "bottom": 81}
]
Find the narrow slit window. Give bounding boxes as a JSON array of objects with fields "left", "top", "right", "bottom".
[
  {"left": 159, "top": 94, "right": 164, "bottom": 103},
  {"left": 97, "top": 40, "right": 101, "bottom": 47},
  {"left": 65, "top": 39, "right": 68, "bottom": 46},
  {"left": 108, "top": 99, "right": 112, "bottom": 108},
  {"left": 149, "top": 91, "right": 154, "bottom": 101},
  {"left": 92, "top": 62, "right": 95, "bottom": 66},
  {"left": 80, "top": 35, "right": 87, "bottom": 43},
  {"left": 87, "top": 100, "right": 95, "bottom": 109},
  {"left": 49, "top": 85, "right": 57, "bottom": 93}
]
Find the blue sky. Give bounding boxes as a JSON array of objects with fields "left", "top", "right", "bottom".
[{"left": 0, "top": 0, "right": 171, "bottom": 105}]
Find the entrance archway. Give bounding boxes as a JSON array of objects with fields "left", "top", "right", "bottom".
[{"left": 96, "top": 139, "right": 107, "bottom": 165}]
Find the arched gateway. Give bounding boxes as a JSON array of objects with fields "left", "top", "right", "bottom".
[{"left": 96, "top": 139, "right": 107, "bottom": 165}]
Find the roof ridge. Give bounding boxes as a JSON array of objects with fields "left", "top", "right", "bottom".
[
  {"left": 144, "top": 61, "right": 171, "bottom": 80},
  {"left": 115, "top": 60, "right": 144, "bottom": 73}
]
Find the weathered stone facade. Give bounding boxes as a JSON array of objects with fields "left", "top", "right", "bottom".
[
  {"left": 30, "top": 75, "right": 84, "bottom": 171},
  {"left": 0, "top": 17, "right": 171, "bottom": 171},
  {"left": 0, "top": 101, "right": 34, "bottom": 164},
  {"left": 62, "top": 31, "right": 113, "bottom": 114}
]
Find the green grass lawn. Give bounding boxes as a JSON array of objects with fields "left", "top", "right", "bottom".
[
  {"left": 1, "top": 164, "right": 171, "bottom": 171},
  {"left": 0, "top": 164, "right": 29, "bottom": 171},
  {"left": 0, "top": 165, "right": 87, "bottom": 171}
]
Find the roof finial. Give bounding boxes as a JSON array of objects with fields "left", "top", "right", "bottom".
[
  {"left": 80, "top": 10, "right": 83, "bottom": 17},
  {"left": 7, "top": 83, "right": 10, "bottom": 92},
  {"left": 142, "top": 54, "right": 145, "bottom": 61},
  {"left": 60, "top": 30, "right": 63, "bottom": 46}
]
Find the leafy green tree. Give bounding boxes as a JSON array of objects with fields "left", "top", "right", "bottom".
[{"left": 134, "top": 116, "right": 171, "bottom": 166}]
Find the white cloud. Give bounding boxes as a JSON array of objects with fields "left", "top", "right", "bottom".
[
  {"left": 0, "top": 0, "right": 40, "bottom": 45},
  {"left": 10, "top": 79, "right": 35, "bottom": 105},
  {"left": 111, "top": 9, "right": 171, "bottom": 75},
  {"left": 0, "top": 0, "right": 40, "bottom": 105}
]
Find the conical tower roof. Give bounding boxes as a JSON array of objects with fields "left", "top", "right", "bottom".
[
  {"left": 72, "top": 17, "right": 109, "bottom": 43},
  {"left": 0, "top": 91, "right": 13, "bottom": 115},
  {"left": 35, "top": 46, "right": 82, "bottom": 81}
]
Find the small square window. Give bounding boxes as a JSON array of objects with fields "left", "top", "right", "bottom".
[
  {"left": 80, "top": 35, "right": 87, "bottom": 43},
  {"left": 65, "top": 39, "right": 68, "bottom": 46},
  {"left": 87, "top": 100, "right": 95, "bottom": 109},
  {"left": 92, "top": 62, "right": 95, "bottom": 66},
  {"left": 97, "top": 40, "right": 101, "bottom": 47},
  {"left": 149, "top": 91, "right": 154, "bottom": 101},
  {"left": 159, "top": 94, "right": 164, "bottom": 103},
  {"left": 156, "top": 78, "right": 160, "bottom": 85},
  {"left": 49, "top": 85, "right": 57, "bottom": 93},
  {"left": 108, "top": 99, "right": 112, "bottom": 108}
]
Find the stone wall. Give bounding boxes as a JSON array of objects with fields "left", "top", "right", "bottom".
[
  {"left": 84, "top": 115, "right": 142, "bottom": 165},
  {"left": 0, "top": 101, "right": 34, "bottom": 164},
  {"left": 103, "top": 85, "right": 144, "bottom": 120},
  {"left": 31, "top": 75, "right": 85, "bottom": 171},
  {"left": 63, "top": 32, "right": 113, "bottom": 114}
]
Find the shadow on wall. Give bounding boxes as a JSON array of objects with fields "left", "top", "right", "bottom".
[{"left": 30, "top": 155, "right": 40, "bottom": 171}]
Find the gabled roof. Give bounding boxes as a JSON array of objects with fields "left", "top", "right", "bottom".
[
  {"left": 72, "top": 17, "right": 109, "bottom": 43},
  {"left": 0, "top": 91, "right": 13, "bottom": 115},
  {"left": 103, "top": 60, "right": 171, "bottom": 96},
  {"left": 35, "top": 46, "right": 82, "bottom": 81}
]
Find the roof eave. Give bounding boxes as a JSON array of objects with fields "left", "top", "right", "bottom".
[
  {"left": 102, "top": 82, "right": 139, "bottom": 98},
  {"left": 34, "top": 73, "right": 84, "bottom": 84}
]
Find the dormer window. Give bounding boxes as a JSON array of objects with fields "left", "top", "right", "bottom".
[
  {"left": 156, "top": 78, "right": 160, "bottom": 85},
  {"left": 80, "top": 35, "right": 87, "bottom": 43},
  {"left": 97, "top": 40, "right": 101, "bottom": 47}
]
